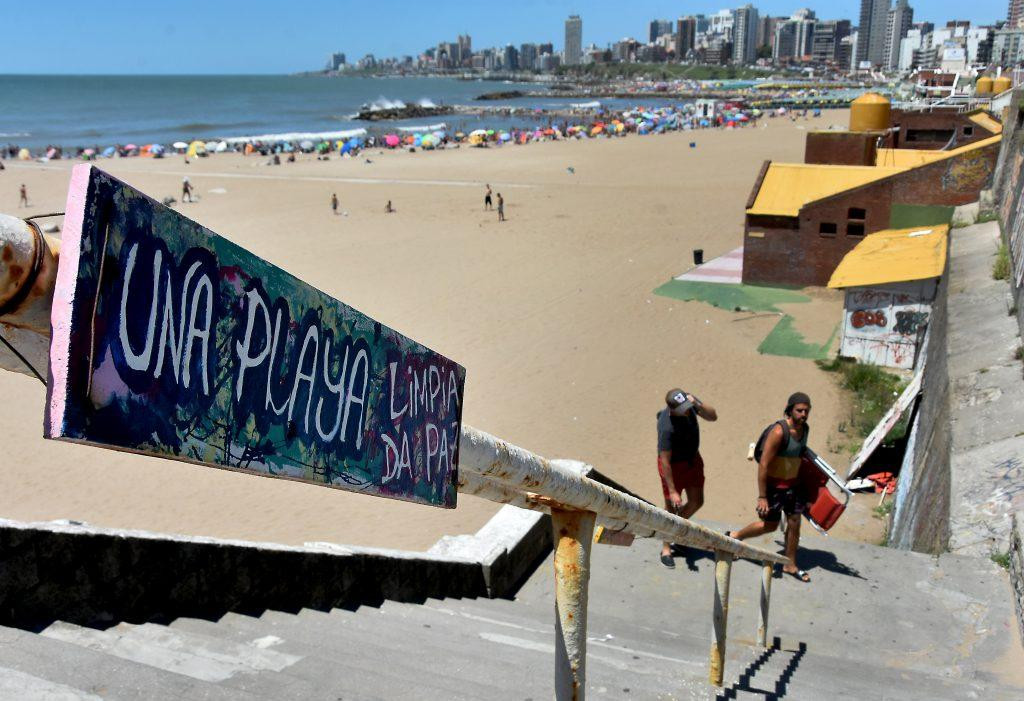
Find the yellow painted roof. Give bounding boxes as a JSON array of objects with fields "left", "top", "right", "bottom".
[
  {"left": 747, "top": 163, "right": 905, "bottom": 217},
  {"left": 874, "top": 148, "right": 946, "bottom": 167},
  {"left": 968, "top": 112, "right": 1003, "bottom": 134},
  {"left": 827, "top": 225, "right": 949, "bottom": 288}
]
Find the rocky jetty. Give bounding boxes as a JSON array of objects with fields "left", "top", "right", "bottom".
[
  {"left": 355, "top": 105, "right": 453, "bottom": 121},
  {"left": 475, "top": 90, "right": 526, "bottom": 100}
]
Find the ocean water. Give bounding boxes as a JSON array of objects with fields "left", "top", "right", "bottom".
[{"left": 0, "top": 75, "right": 681, "bottom": 149}]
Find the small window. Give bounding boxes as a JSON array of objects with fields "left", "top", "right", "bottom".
[
  {"left": 963, "top": 126, "right": 974, "bottom": 136},
  {"left": 847, "top": 207, "right": 866, "bottom": 220},
  {"left": 847, "top": 223, "right": 865, "bottom": 236},
  {"left": 819, "top": 222, "right": 837, "bottom": 236}
]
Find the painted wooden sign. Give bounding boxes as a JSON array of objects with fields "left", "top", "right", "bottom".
[{"left": 46, "top": 165, "right": 464, "bottom": 508}]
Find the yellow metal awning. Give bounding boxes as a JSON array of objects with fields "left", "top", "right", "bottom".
[
  {"left": 747, "top": 163, "right": 906, "bottom": 217},
  {"left": 874, "top": 148, "right": 947, "bottom": 167},
  {"left": 827, "top": 225, "right": 949, "bottom": 288}
]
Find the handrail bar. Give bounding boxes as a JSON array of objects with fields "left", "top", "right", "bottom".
[{"left": 459, "top": 425, "right": 787, "bottom": 565}]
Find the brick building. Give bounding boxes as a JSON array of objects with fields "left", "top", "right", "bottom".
[{"left": 742, "top": 135, "right": 1000, "bottom": 286}]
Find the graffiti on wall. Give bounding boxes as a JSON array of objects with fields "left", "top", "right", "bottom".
[
  {"left": 46, "top": 165, "right": 465, "bottom": 508},
  {"left": 840, "top": 285, "right": 932, "bottom": 369}
]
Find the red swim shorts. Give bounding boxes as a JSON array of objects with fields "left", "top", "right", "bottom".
[{"left": 659, "top": 453, "right": 705, "bottom": 502}]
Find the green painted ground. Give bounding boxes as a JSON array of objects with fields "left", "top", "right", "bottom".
[
  {"left": 889, "top": 204, "right": 954, "bottom": 229},
  {"left": 757, "top": 314, "right": 840, "bottom": 360},
  {"left": 654, "top": 279, "right": 838, "bottom": 360},
  {"left": 653, "top": 280, "right": 810, "bottom": 312}
]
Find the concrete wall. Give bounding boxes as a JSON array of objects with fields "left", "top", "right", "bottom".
[
  {"left": 993, "top": 89, "right": 1024, "bottom": 339},
  {"left": 889, "top": 257, "right": 951, "bottom": 553},
  {"left": 1011, "top": 512, "right": 1024, "bottom": 646},
  {"left": 0, "top": 508, "right": 552, "bottom": 630}
]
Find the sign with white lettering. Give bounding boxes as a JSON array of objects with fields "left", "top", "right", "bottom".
[{"left": 46, "top": 165, "right": 464, "bottom": 508}]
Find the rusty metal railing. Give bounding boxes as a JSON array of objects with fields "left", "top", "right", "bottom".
[
  {"left": 2, "top": 213, "right": 787, "bottom": 697},
  {"left": 457, "top": 426, "right": 787, "bottom": 695}
]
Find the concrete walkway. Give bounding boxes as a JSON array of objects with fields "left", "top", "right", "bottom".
[{"left": 946, "top": 222, "right": 1024, "bottom": 557}]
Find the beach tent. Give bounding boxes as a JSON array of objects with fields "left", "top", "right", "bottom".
[
  {"left": 204, "top": 141, "right": 219, "bottom": 151},
  {"left": 186, "top": 140, "right": 206, "bottom": 158},
  {"left": 213, "top": 141, "right": 228, "bottom": 152}
]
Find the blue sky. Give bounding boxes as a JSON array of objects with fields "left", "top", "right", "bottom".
[{"left": 4, "top": 0, "right": 1007, "bottom": 74}]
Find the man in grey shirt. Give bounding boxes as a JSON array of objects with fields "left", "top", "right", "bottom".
[{"left": 658, "top": 388, "right": 718, "bottom": 568}]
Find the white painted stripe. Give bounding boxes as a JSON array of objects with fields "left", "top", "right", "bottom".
[
  {"left": 479, "top": 632, "right": 698, "bottom": 671},
  {"left": 41, "top": 621, "right": 300, "bottom": 683},
  {"left": 0, "top": 667, "right": 102, "bottom": 701}
]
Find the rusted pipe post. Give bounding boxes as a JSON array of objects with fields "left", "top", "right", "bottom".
[
  {"left": 709, "top": 549, "right": 733, "bottom": 687},
  {"left": 758, "top": 561, "right": 773, "bottom": 648},
  {"left": 0, "top": 214, "right": 60, "bottom": 378},
  {"left": 551, "top": 506, "right": 595, "bottom": 701}
]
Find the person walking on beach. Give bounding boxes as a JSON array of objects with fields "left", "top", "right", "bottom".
[
  {"left": 657, "top": 388, "right": 718, "bottom": 568},
  {"left": 385, "top": 200, "right": 394, "bottom": 213},
  {"left": 181, "top": 177, "right": 192, "bottom": 203},
  {"left": 496, "top": 193, "right": 505, "bottom": 222},
  {"left": 484, "top": 184, "right": 492, "bottom": 211},
  {"left": 18, "top": 183, "right": 28, "bottom": 208},
  {"left": 331, "top": 193, "right": 339, "bottom": 215},
  {"left": 727, "top": 392, "right": 813, "bottom": 583}
]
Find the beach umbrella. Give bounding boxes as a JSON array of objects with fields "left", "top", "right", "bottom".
[
  {"left": 470, "top": 129, "right": 487, "bottom": 137},
  {"left": 214, "top": 141, "right": 228, "bottom": 152},
  {"left": 204, "top": 141, "right": 218, "bottom": 151},
  {"left": 83, "top": 148, "right": 95, "bottom": 156},
  {"left": 385, "top": 134, "right": 400, "bottom": 147},
  {"left": 17, "top": 148, "right": 30, "bottom": 160},
  {"left": 151, "top": 144, "right": 165, "bottom": 155},
  {"left": 187, "top": 140, "right": 205, "bottom": 158},
  {"left": 298, "top": 139, "right": 314, "bottom": 151},
  {"left": 173, "top": 141, "right": 188, "bottom": 150},
  {"left": 498, "top": 132, "right": 511, "bottom": 142},
  {"left": 101, "top": 146, "right": 116, "bottom": 158},
  {"left": 125, "top": 144, "right": 138, "bottom": 151},
  {"left": 340, "top": 140, "right": 353, "bottom": 154}
]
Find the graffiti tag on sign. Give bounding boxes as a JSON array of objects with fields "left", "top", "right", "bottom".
[
  {"left": 851, "top": 309, "right": 887, "bottom": 329},
  {"left": 46, "top": 165, "right": 465, "bottom": 508},
  {"left": 893, "top": 310, "right": 928, "bottom": 336}
]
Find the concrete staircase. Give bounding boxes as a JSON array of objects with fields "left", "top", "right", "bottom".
[{"left": 0, "top": 528, "right": 1020, "bottom": 700}]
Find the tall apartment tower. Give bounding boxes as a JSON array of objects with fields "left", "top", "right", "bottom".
[
  {"left": 884, "top": 0, "right": 914, "bottom": 70},
  {"left": 564, "top": 15, "right": 583, "bottom": 65},
  {"left": 857, "top": 0, "right": 891, "bottom": 66},
  {"left": 733, "top": 5, "right": 760, "bottom": 64},
  {"left": 649, "top": 19, "right": 673, "bottom": 43},
  {"left": 676, "top": 16, "right": 698, "bottom": 60},
  {"left": 1011, "top": 0, "right": 1024, "bottom": 28}
]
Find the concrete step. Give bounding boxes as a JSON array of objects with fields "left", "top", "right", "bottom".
[{"left": 0, "top": 622, "right": 253, "bottom": 700}]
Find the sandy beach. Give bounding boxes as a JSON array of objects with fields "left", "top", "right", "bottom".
[{"left": 0, "top": 111, "right": 885, "bottom": 550}]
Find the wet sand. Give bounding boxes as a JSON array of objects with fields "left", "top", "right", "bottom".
[{"left": 0, "top": 111, "right": 883, "bottom": 549}]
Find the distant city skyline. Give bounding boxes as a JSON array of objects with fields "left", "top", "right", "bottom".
[{"left": 3, "top": 0, "right": 1009, "bottom": 74}]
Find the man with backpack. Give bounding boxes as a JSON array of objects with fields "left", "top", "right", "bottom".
[
  {"left": 658, "top": 388, "right": 718, "bottom": 568},
  {"left": 727, "top": 392, "right": 813, "bottom": 583}
]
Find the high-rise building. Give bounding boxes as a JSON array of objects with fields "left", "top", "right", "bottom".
[
  {"left": 857, "top": 0, "right": 891, "bottom": 66},
  {"left": 649, "top": 19, "right": 673, "bottom": 43},
  {"left": 811, "top": 20, "right": 852, "bottom": 64},
  {"left": 503, "top": 44, "right": 519, "bottom": 71},
  {"left": 564, "top": 15, "right": 583, "bottom": 65},
  {"left": 884, "top": 0, "right": 914, "bottom": 70},
  {"left": 327, "top": 52, "right": 346, "bottom": 71},
  {"left": 773, "top": 22, "right": 797, "bottom": 62},
  {"left": 793, "top": 9, "right": 817, "bottom": 58},
  {"left": 539, "top": 43, "right": 554, "bottom": 55},
  {"left": 1011, "top": 0, "right": 1024, "bottom": 29},
  {"left": 520, "top": 43, "right": 538, "bottom": 70},
  {"left": 676, "top": 16, "right": 698, "bottom": 60},
  {"left": 457, "top": 35, "right": 472, "bottom": 65},
  {"left": 732, "top": 5, "right": 759, "bottom": 64}
]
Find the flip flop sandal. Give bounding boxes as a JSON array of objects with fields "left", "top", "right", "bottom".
[
  {"left": 785, "top": 569, "right": 811, "bottom": 583},
  {"left": 660, "top": 554, "right": 675, "bottom": 569}
]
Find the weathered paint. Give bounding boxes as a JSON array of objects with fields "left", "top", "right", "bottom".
[
  {"left": 838, "top": 280, "right": 936, "bottom": 369},
  {"left": 46, "top": 165, "right": 465, "bottom": 508},
  {"left": 552, "top": 507, "right": 595, "bottom": 701},
  {"left": 709, "top": 550, "right": 733, "bottom": 687},
  {"left": 758, "top": 561, "right": 773, "bottom": 648},
  {"left": 459, "top": 426, "right": 788, "bottom": 565}
]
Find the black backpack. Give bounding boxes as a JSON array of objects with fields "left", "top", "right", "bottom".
[{"left": 752, "top": 420, "right": 808, "bottom": 463}]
